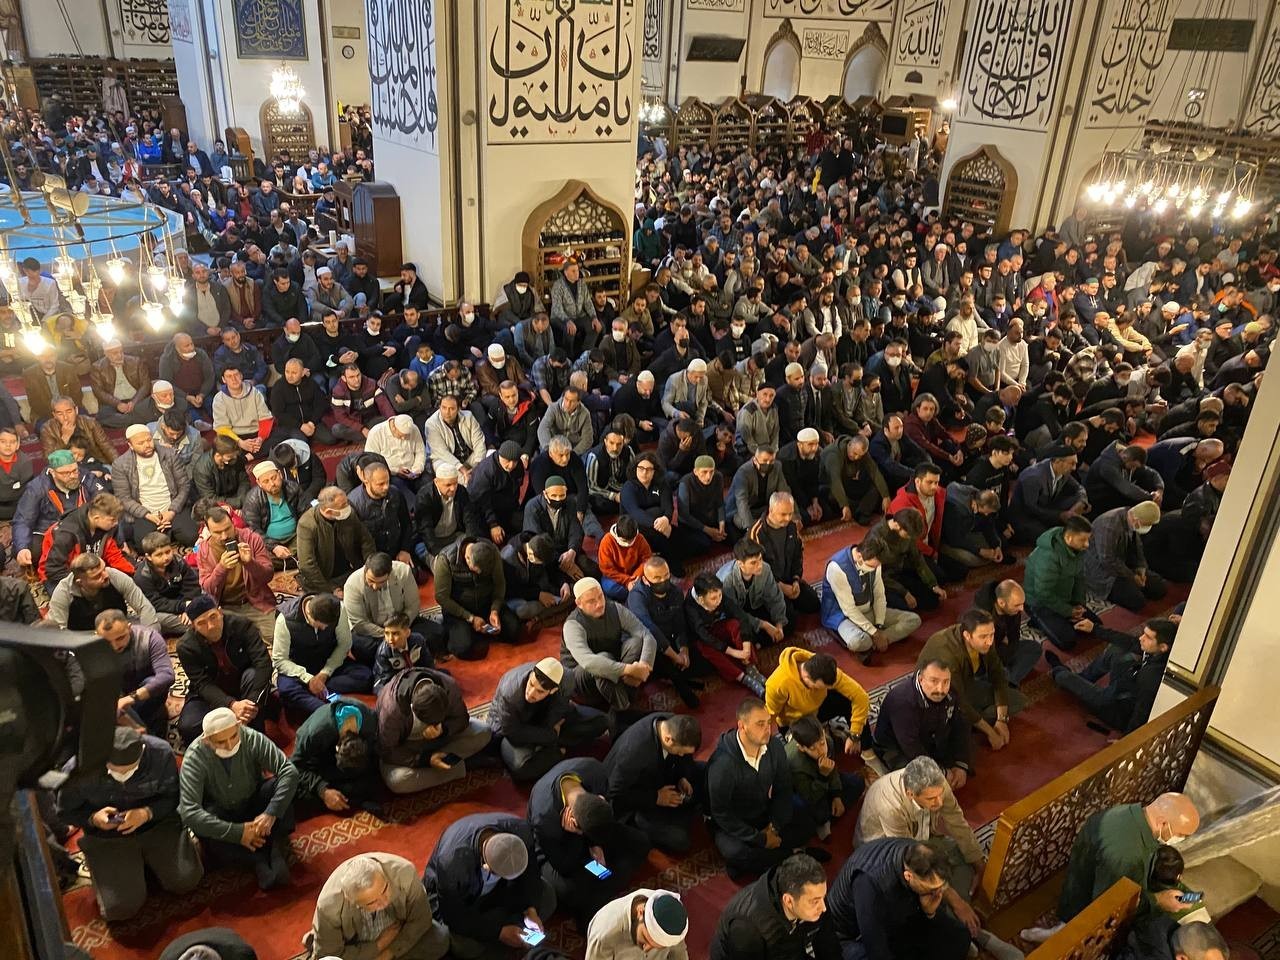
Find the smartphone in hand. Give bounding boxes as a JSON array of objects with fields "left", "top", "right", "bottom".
[
  {"left": 1179, "top": 891, "right": 1204, "bottom": 904},
  {"left": 585, "top": 859, "right": 612, "bottom": 880},
  {"left": 520, "top": 919, "right": 546, "bottom": 946},
  {"left": 441, "top": 752, "right": 462, "bottom": 766}
]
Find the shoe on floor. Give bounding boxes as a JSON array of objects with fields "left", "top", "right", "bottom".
[
  {"left": 1043, "top": 650, "right": 1065, "bottom": 672},
  {"left": 1019, "top": 923, "right": 1065, "bottom": 944}
]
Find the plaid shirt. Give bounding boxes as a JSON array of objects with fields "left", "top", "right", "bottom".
[
  {"left": 530, "top": 355, "right": 570, "bottom": 399},
  {"left": 426, "top": 366, "right": 478, "bottom": 408}
]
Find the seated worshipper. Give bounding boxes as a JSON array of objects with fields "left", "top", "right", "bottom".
[
  {"left": 766, "top": 647, "right": 870, "bottom": 749},
  {"left": 779, "top": 428, "right": 830, "bottom": 523},
  {"left": 726, "top": 445, "right": 790, "bottom": 537},
  {"left": 417, "top": 462, "right": 482, "bottom": 566},
  {"left": 96, "top": 608, "right": 175, "bottom": 738},
  {"left": 919, "top": 609, "right": 1027, "bottom": 755},
  {"left": 113, "top": 423, "right": 198, "bottom": 547},
  {"left": 56, "top": 727, "right": 202, "bottom": 923},
  {"left": 1022, "top": 794, "right": 1200, "bottom": 944},
  {"left": 90, "top": 340, "right": 153, "bottom": 428},
  {"left": 524, "top": 474, "right": 600, "bottom": 580},
  {"left": 152, "top": 408, "right": 204, "bottom": 468},
  {"left": 750, "top": 491, "right": 820, "bottom": 620},
  {"left": 290, "top": 697, "right": 382, "bottom": 816},
  {"left": 538, "top": 385, "right": 596, "bottom": 455},
  {"left": 873, "top": 660, "right": 972, "bottom": 787},
  {"left": 1082, "top": 502, "right": 1168, "bottom": 612},
  {"left": 1046, "top": 617, "right": 1175, "bottom": 734},
  {"left": 605, "top": 712, "right": 704, "bottom": 854},
  {"left": 468, "top": 441, "right": 528, "bottom": 543},
  {"left": 736, "top": 381, "right": 781, "bottom": 457},
  {"left": 0, "top": 426, "right": 34, "bottom": 522},
  {"left": 904, "top": 393, "right": 965, "bottom": 480},
  {"left": 1009, "top": 445, "right": 1090, "bottom": 545},
  {"left": 192, "top": 434, "right": 250, "bottom": 509},
  {"left": 273, "top": 592, "right": 373, "bottom": 715},
  {"left": 425, "top": 393, "right": 488, "bottom": 481},
  {"left": 675, "top": 454, "right": 728, "bottom": 552},
  {"left": 870, "top": 413, "right": 930, "bottom": 492},
  {"left": 685, "top": 572, "right": 768, "bottom": 696},
  {"left": 213, "top": 327, "right": 268, "bottom": 386},
  {"left": 561, "top": 577, "right": 658, "bottom": 718},
  {"left": 611, "top": 369, "right": 667, "bottom": 443},
  {"left": 527, "top": 757, "right": 651, "bottom": 931},
  {"left": 348, "top": 553, "right": 439, "bottom": 666},
  {"left": 889, "top": 462, "right": 966, "bottom": 583},
  {"left": 178, "top": 708, "right": 298, "bottom": 890},
  {"left": 273, "top": 438, "right": 328, "bottom": 505},
  {"left": 174, "top": 595, "right": 273, "bottom": 746},
  {"left": 716, "top": 539, "right": 788, "bottom": 647},
  {"left": 39, "top": 490, "right": 132, "bottom": 587},
  {"left": 501, "top": 532, "right": 571, "bottom": 625},
  {"left": 242, "top": 459, "right": 307, "bottom": 566},
  {"left": 133, "top": 535, "right": 200, "bottom": 640},
  {"left": 192, "top": 501, "right": 279, "bottom": 637},
  {"left": 367, "top": 414, "right": 428, "bottom": 496},
  {"left": 707, "top": 697, "right": 819, "bottom": 879},
  {"left": 855, "top": 757, "right": 986, "bottom": 912},
  {"left": 710, "top": 853, "right": 838, "bottom": 960},
  {"left": 587, "top": 889, "right": 689, "bottom": 960},
  {"left": 159, "top": 332, "right": 216, "bottom": 425},
  {"left": 25, "top": 352, "right": 83, "bottom": 426},
  {"left": 307, "top": 853, "right": 449, "bottom": 960},
  {"left": 39, "top": 398, "right": 117, "bottom": 466},
  {"left": 821, "top": 535, "right": 922, "bottom": 659},
  {"left": 599, "top": 515, "right": 652, "bottom": 601},
  {"left": 628, "top": 556, "right": 709, "bottom": 707},
  {"left": 375, "top": 665, "right": 493, "bottom": 794},
  {"left": 332, "top": 363, "right": 396, "bottom": 442},
  {"left": 297, "top": 486, "right": 376, "bottom": 595},
  {"left": 48, "top": 553, "right": 159, "bottom": 631},
  {"left": 489, "top": 657, "right": 609, "bottom": 782},
  {"left": 350, "top": 460, "right": 415, "bottom": 563},
  {"left": 267, "top": 357, "right": 335, "bottom": 446},
  {"left": 659, "top": 417, "right": 707, "bottom": 485},
  {"left": 1087, "top": 443, "right": 1165, "bottom": 516},
  {"left": 211, "top": 367, "right": 271, "bottom": 457},
  {"left": 1023, "top": 515, "right": 1104, "bottom": 651},
  {"left": 433, "top": 536, "right": 523, "bottom": 660},
  {"left": 939, "top": 482, "right": 1008, "bottom": 569},
  {"left": 827, "top": 839, "right": 974, "bottom": 960},
  {"left": 786, "top": 715, "right": 866, "bottom": 841},
  {"left": 1143, "top": 459, "right": 1230, "bottom": 584},
  {"left": 528, "top": 434, "right": 600, "bottom": 538},
  {"left": 822, "top": 433, "right": 891, "bottom": 524},
  {"left": 585, "top": 424, "right": 635, "bottom": 517},
  {"left": 425, "top": 814, "right": 554, "bottom": 958},
  {"left": 972, "top": 579, "right": 1041, "bottom": 685},
  {"left": 373, "top": 614, "right": 436, "bottom": 691}
]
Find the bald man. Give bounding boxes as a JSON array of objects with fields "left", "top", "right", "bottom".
[{"left": 1023, "top": 793, "right": 1200, "bottom": 943}]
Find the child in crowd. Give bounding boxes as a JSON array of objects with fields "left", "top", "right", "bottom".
[
  {"left": 683, "top": 572, "right": 766, "bottom": 697},
  {"left": 372, "top": 613, "right": 434, "bottom": 691}
]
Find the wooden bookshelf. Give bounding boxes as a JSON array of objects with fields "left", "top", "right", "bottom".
[
  {"left": 713, "top": 98, "right": 752, "bottom": 155},
  {"left": 787, "top": 96, "right": 824, "bottom": 150},
  {"left": 674, "top": 98, "right": 714, "bottom": 150},
  {"left": 30, "top": 57, "right": 177, "bottom": 117},
  {"left": 522, "top": 180, "right": 631, "bottom": 307},
  {"left": 748, "top": 96, "right": 790, "bottom": 150},
  {"left": 943, "top": 146, "right": 1017, "bottom": 234}
]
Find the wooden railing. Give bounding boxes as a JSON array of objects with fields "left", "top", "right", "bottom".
[
  {"left": 977, "top": 686, "right": 1219, "bottom": 935},
  {"left": 1026, "top": 879, "right": 1141, "bottom": 960}
]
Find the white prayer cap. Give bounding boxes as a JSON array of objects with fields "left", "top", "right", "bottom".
[
  {"left": 104, "top": 339, "right": 123, "bottom": 350},
  {"left": 797, "top": 428, "right": 820, "bottom": 443},
  {"left": 125, "top": 424, "right": 151, "bottom": 440},
  {"left": 393, "top": 414, "right": 414, "bottom": 433},
  {"left": 152, "top": 379, "right": 173, "bottom": 392},
  {"left": 638, "top": 370, "right": 655, "bottom": 383},
  {"left": 1162, "top": 300, "right": 1181, "bottom": 313},
  {"left": 487, "top": 343, "right": 506, "bottom": 363},
  {"left": 574, "top": 577, "right": 602, "bottom": 599},
  {"left": 435, "top": 462, "right": 459, "bottom": 479},
  {"left": 202, "top": 707, "right": 238, "bottom": 736},
  {"left": 315, "top": 266, "right": 332, "bottom": 277},
  {"left": 687, "top": 358, "right": 707, "bottom": 373},
  {"left": 252, "top": 460, "right": 280, "bottom": 479},
  {"left": 785, "top": 362, "right": 804, "bottom": 379}
]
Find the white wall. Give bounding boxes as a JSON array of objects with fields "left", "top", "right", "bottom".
[
  {"left": 843, "top": 45, "right": 885, "bottom": 101},
  {"left": 762, "top": 38, "right": 801, "bottom": 99},
  {"left": 168, "top": 0, "right": 217, "bottom": 147},
  {"left": 20, "top": 0, "right": 174, "bottom": 58},
  {"left": 673, "top": 4, "right": 750, "bottom": 104},
  {"left": 323, "top": 0, "right": 372, "bottom": 133}
]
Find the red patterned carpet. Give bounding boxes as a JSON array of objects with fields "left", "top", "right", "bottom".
[{"left": 62, "top": 501, "right": 1190, "bottom": 959}]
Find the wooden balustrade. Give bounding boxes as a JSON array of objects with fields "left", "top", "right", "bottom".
[
  {"left": 1026, "top": 879, "right": 1141, "bottom": 960},
  {"left": 977, "top": 686, "right": 1219, "bottom": 938}
]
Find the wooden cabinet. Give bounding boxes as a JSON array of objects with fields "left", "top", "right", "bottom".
[
  {"left": 522, "top": 181, "right": 630, "bottom": 307},
  {"left": 29, "top": 57, "right": 177, "bottom": 117},
  {"left": 334, "top": 181, "right": 402, "bottom": 276},
  {"left": 943, "top": 146, "right": 1017, "bottom": 234}
]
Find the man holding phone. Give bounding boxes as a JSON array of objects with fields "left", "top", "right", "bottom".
[{"left": 272, "top": 592, "right": 373, "bottom": 716}]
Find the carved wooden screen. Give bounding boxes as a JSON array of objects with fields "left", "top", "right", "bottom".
[
  {"left": 1028, "top": 879, "right": 1141, "bottom": 960},
  {"left": 712, "top": 98, "right": 752, "bottom": 154},
  {"left": 522, "top": 181, "right": 631, "bottom": 308},
  {"left": 787, "top": 96, "right": 823, "bottom": 149},
  {"left": 981, "top": 687, "right": 1218, "bottom": 913},
  {"left": 260, "top": 100, "right": 317, "bottom": 161},
  {"left": 751, "top": 97, "right": 790, "bottom": 149},
  {"left": 945, "top": 146, "right": 1016, "bottom": 234},
  {"left": 674, "top": 98, "right": 714, "bottom": 149}
]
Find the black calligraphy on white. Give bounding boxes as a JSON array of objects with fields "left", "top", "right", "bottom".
[
  {"left": 960, "top": 0, "right": 1074, "bottom": 128},
  {"left": 1243, "top": 21, "right": 1280, "bottom": 135},
  {"left": 367, "top": 0, "right": 439, "bottom": 153},
  {"left": 1086, "top": 0, "right": 1171, "bottom": 126},
  {"left": 120, "top": 0, "right": 171, "bottom": 44},
  {"left": 894, "top": 0, "right": 947, "bottom": 68},
  {"left": 487, "top": 0, "right": 636, "bottom": 144},
  {"left": 764, "top": 0, "right": 893, "bottom": 18},
  {"left": 643, "top": 0, "right": 662, "bottom": 62}
]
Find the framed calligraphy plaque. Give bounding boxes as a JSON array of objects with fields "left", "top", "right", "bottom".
[
  {"left": 367, "top": 0, "right": 439, "bottom": 154},
  {"left": 958, "top": 0, "right": 1074, "bottom": 129},
  {"left": 802, "top": 29, "right": 849, "bottom": 59},
  {"left": 893, "top": 0, "right": 948, "bottom": 68},
  {"left": 687, "top": 0, "right": 745, "bottom": 9},
  {"left": 234, "top": 0, "right": 308, "bottom": 60}
]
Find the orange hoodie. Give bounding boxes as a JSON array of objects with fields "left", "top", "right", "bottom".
[{"left": 598, "top": 530, "right": 652, "bottom": 586}]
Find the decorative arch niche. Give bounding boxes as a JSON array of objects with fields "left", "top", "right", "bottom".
[
  {"left": 841, "top": 22, "right": 887, "bottom": 103},
  {"left": 943, "top": 145, "right": 1019, "bottom": 234},
  {"left": 760, "top": 20, "right": 802, "bottom": 102},
  {"left": 260, "top": 99, "right": 316, "bottom": 161}
]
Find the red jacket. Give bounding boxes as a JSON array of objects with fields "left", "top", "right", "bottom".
[
  {"left": 903, "top": 413, "right": 958, "bottom": 464},
  {"left": 889, "top": 479, "right": 946, "bottom": 558}
]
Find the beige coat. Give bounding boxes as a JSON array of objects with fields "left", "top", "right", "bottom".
[
  {"left": 853, "top": 767, "right": 984, "bottom": 864},
  {"left": 308, "top": 853, "right": 447, "bottom": 960}
]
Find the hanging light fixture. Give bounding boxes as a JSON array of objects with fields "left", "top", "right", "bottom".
[
  {"left": 639, "top": 97, "right": 669, "bottom": 128},
  {"left": 270, "top": 63, "right": 306, "bottom": 115},
  {"left": 1083, "top": 143, "right": 1258, "bottom": 221}
]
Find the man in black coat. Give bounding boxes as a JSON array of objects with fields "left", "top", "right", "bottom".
[
  {"left": 423, "top": 812, "right": 555, "bottom": 955},
  {"left": 604, "top": 712, "right": 703, "bottom": 854},
  {"left": 133, "top": 531, "right": 202, "bottom": 636},
  {"left": 526, "top": 757, "right": 650, "bottom": 931},
  {"left": 1046, "top": 618, "right": 1174, "bottom": 733},
  {"left": 192, "top": 435, "right": 251, "bottom": 509},
  {"left": 827, "top": 838, "right": 971, "bottom": 960},
  {"left": 489, "top": 658, "right": 608, "bottom": 782},
  {"left": 174, "top": 595, "right": 273, "bottom": 746},
  {"left": 710, "top": 853, "right": 839, "bottom": 960},
  {"left": 707, "top": 698, "right": 817, "bottom": 879},
  {"left": 468, "top": 442, "right": 527, "bottom": 543},
  {"left": 289, "top": 697, "right": 381, "bottom": 816},
  {"left": 869, "top": 415, "right": 929, "bottom": 492},
  {"left": 872, "top": 661, "right": 972, "bottom": 788}
]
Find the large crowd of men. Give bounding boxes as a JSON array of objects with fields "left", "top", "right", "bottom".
[{"left": 0, "top": 105, "right": 1263, "bottom": 960}]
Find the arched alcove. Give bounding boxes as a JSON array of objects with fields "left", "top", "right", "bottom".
[
  {"left": 761, "top": 22, "right": 801, "bottom": 102},
  {"left": 842, "top": 46, "right": 885, "bottom": 102}
]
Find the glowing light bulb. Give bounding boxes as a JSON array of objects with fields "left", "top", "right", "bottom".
[
  {"left": 1087, "top": 183, "right": 1105, "bottom": 202},
  {"left": 1140, "top": 180, "right": 1155, "bottom": 197},
  {"left": 95, "top": 318, "right": 118, "bottom": 342},
  {"left": 142, "top": 302, "right": 165, "bottom": 331},
  {"left": 106, "top": 258, "right": 128, "bottom": 285},
  {"left": 1217, "top": 191, "right": 1232, "bottom": 205},
  {"left": 1188, "top": 203, "right": 1203, "bottom": 217},
  {"left": 146, "top": 265, "right": 168, "bottom": 292},
  {"left": 1189, "top": 186, "right": 1205, "bottom": 202},
  {"left": 1123, "top": 194, "right": 1138, "bottom": 209},
  {"left": 940, "top": 97, "right": 958, "bottom": 112},
  {"left": 22, "top": 327, "right": 49, "bottom": 354},
  {"left": 166, "top": 287, "right": 185, "bottom": 315},
  {"left": 1153, "top": 198, "right": 1169, "bottom": 214}
]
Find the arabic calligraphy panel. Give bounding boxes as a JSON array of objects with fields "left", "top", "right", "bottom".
[
  {"left": 486, "top": 0, "right": 638, "bottom": 145},
  {"left": 802, "top": 28, "right": 848, "bottom": 59},
  {"left": 1084, "top": 0, "right": 1172, "bottom": 127},
  {"left": 168, "top": 0, "right": 192, "bottom": 43},
  {"left": 643, "top": 0, "right": 663, "bottom": 62},
  {"left": 763, "top": 0, "right": 893, "bottom": 20},
  {"left": 120, "top": 0, "right": 170, "bottom": 44},
  {"left": 1243, "top": 19, "right": 1280, "bottom": 135},
  {"left": 893, "top": 0, "right": 948, "bottom": 68},
  {"left": 368, "top": 0, "right": 439, "bottom": 154},
  {"left": 686, "top": 0, "right": 745, "bottom": 10},
  {"left": 234, "top": 0, "right": 308, "bottom": 60},
  {"left": 958, "top": 0, "right": 1074, "bottom": 129}
]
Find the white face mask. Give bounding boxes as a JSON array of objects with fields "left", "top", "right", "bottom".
[
  {"left": 213, "top": 741, "right": 240, "bottom": 760},
  {"left": 515, "top": 284, "right": 529, "bottom": 295},
  {"left": 1136, "top": 524, "right": 1153, "bottom": 535},
  {"left": 366, "top": 324, "right": 378, "bottom": 336},
  {"left": 611, "top": 330, "right": 626, "bottom": 342},
  {"left": 286, "top": 333, "right": 300, "bottom": 343},
  {"left": 108, "top": 764, "right": 138, "bottom": 783},
  {"left": 984, "top": 343, "right": 998, "bottom": 353},
  {"left": 461, "top": 313, "right": 475, "bottom": 326},
  {"left": 329, "top": 505, "right": 353, "bottom": 521},
  {"left": 179, "top": 350, "right": 197, "bottom": 360},
  {"left": 886, "top": 355, "right": 902, "bottom": 368},
  {"left": 731, "top": 324, "right": 746, "bottom": 336}
]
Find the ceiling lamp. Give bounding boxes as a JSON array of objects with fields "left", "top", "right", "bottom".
[
  {"left": 1083, "top": 141, "right": 1258, "bottom": 221},
  {"left": 270, "top": 64, "right": 306, "bottom": 115},
  {"left": 639, "top": 98, "right": 669, "bottom": 128}
]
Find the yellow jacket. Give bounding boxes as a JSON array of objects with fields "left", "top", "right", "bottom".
[{"left": 765, "top": 646, "right": 870, "bottom": 735}]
